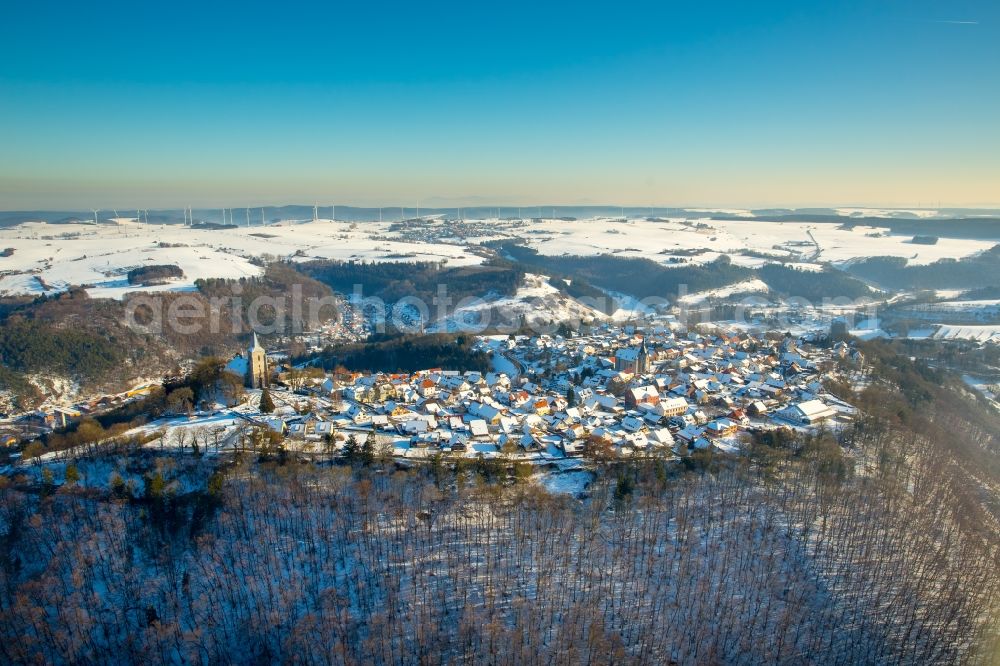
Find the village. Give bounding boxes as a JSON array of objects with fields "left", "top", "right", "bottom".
[
  {"left": 1, "top": 318, "right": 863, "bottom": 465},
  {"left": 51, "top": 317, "right": 857, "bottom": 470}
]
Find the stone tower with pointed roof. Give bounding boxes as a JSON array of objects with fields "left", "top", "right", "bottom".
[
  {"left": 636, "top": 335, "right": 650, "bottom": 374},
  {"left": 614, "top": 335, "right": 651, "bottom": 375},
  {"left": 247, "top": 332, "right": 269, "bottom": 389}
]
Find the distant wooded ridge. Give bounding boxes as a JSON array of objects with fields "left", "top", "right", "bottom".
[
  {"left": 710, "top": 214, "right": 1000, "bottom": 239},
  {"left": 2, "top": 205, "right": 999, "bottom": 228}
]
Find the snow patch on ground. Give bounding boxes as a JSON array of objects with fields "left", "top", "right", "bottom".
[
  {"left": 535, "top": 469, "right": 595, "bottom": 496},
  {"left": 962, "top": 375, "right": 998, "bottom": 406},
  {"left": 678, "top": 279, "right": 770, "bottom": 304}
]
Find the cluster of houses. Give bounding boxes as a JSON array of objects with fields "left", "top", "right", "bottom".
[
  {"left": 2, "top": 322, "right": 858, "bottom": 461},
  {"left": 261, "top": 324, "right": 856, "bottom": 460},
  {"left": 1, "top": 383, "right": 160, "bottom": 448}
]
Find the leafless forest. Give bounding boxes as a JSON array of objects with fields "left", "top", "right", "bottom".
[{"left": 1, "top": 373, "right": 999, "bottom": 664}]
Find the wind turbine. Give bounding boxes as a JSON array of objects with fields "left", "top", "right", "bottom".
[
  {"left": 246, "top": 208, "right": 250, "bottom": 228},
  {"left": 92, "top": 209, "right": 99, "bottom": 225},
  {"left": 313, "top": 204, "right": 318, "bottom": 221}
]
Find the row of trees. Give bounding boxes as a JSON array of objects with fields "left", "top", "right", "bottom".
[
  {"left": 304, "top": 333, "right": 491, "bottom": 375},
  {"left": 500, "top": 243, "right": 754, "bottom": 300},
  {"left": 848, "top": 245, "right": 1000, "bottom": 290},
  {"left": 299, "top": 258, "right": 524, "bottom": 310},
  {"left": 499, "top": 243, "right": 872, "bottom": 303}
]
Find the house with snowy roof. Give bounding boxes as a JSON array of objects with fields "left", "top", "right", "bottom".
[{"left": 778, "top": 399, "right": 836, "bottom": 425}]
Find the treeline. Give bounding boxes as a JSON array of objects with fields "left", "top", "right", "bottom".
[
  {"left": 855, "top": 339, "right": 1000, "bottom": 482},
  {"left": 194, "top": 261, "right": 337, "bottom": 334},
  {"left": 303, "top": 333, "right": 491, "bottom": 374},
  {"left": 711, "top": 214, "right": 1000, "bottom": 240},
  {"left": 758, "top": 263, "right": 871, "bottom": 301},
  {"left": 962, "top": 285, "right": 1000, "bottom": 300},
  {"left": 0, "top": 289, "right": 163, "bottom": 409},
  {"left": 0, "top": 290, "right": 177, "bottom": 408},
  {"left": 501, "top": 244, "right": 753, "bottom": 299},
  {"left": 501, "top": 244, "right": 872, "bottom": 302},
  {"left": 299, "top": 258, "right": 524, "bottom": 308},
  {"left": 547, "top": 276, "right": 615, "bottom": 313},
  {"left": 883, "top": 337, "right": 1000, "bottom": 376},
  {"left": 127, "top": 264, "right": 184, "bottom": 285},
  {"left": 0, "top": 316, "right": 127, "bottom": 382},
  {"left": 847, "top": 245, "right": 1000, "bottom": 290}
]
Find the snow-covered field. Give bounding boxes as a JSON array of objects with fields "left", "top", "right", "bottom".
[
  {"left": 932, "top": 324, "right": 1000, "bottom": 343},
  {"left": 0, "top": 214, "right": 995, "bottom": 300},
  {"left": 510, "top": 217, "right": 993, "bottom": 268},
  {"left": 0, "top": 218, "right": 483, "bottom": 298}
]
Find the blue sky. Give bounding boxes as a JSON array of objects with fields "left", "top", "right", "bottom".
[{"left": 1, "top": 0, "right": 998, "bottom": 209}]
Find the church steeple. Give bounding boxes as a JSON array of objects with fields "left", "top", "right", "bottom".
[
  {"left": 637, "top": 335, "right": 649, "bottom": 374},
  {"left": 246, "top": 332, "right": 268, "bottom": 388}
]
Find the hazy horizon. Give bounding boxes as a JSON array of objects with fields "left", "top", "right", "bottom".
[{"left": 4, "top": 203, "right": 1000, "bottom": 219}]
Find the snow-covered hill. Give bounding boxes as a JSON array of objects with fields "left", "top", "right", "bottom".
[{"left": 428, "top": 273, "right": 609, "bottom": 332}]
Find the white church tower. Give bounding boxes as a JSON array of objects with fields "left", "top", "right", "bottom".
[{"left": 246, "top": 332, "right": 269, "bottom": 389}]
